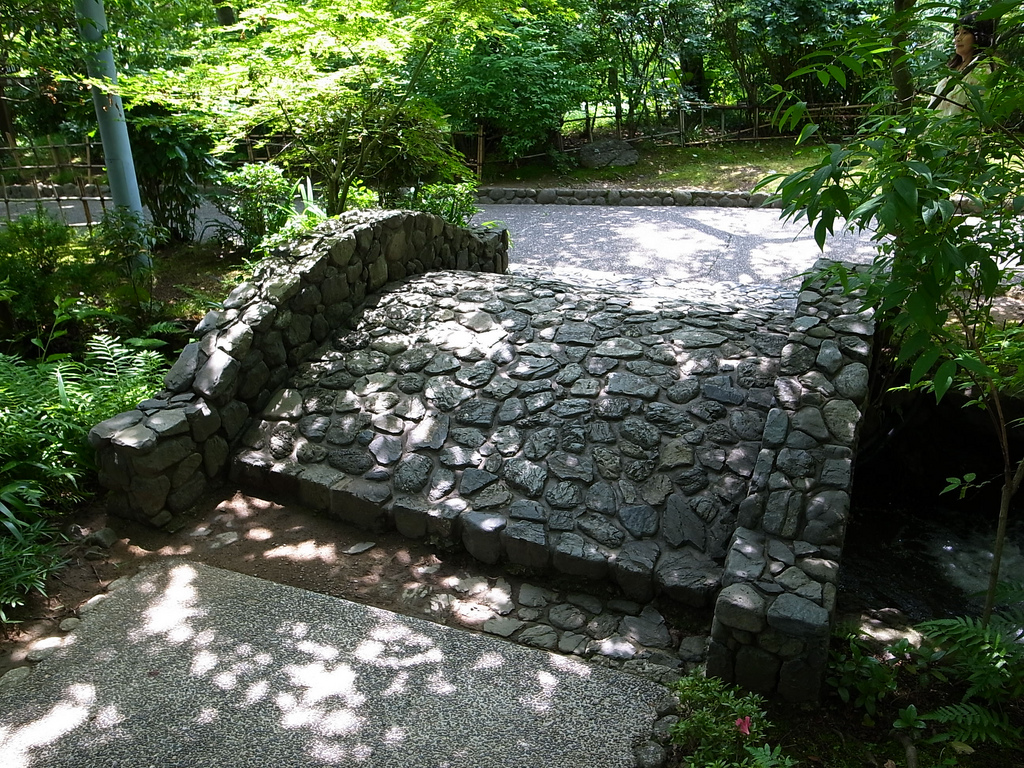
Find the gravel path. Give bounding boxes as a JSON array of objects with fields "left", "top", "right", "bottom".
[
  {"left": 4, "top": 197, "right": 876, "bottom": 290},
  {"left": 475, "top": 204, "right": 876, "bottom": 288}
]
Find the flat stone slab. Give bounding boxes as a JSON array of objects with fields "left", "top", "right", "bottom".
[
  {"left": 0, "top": 560, "right": 670, "bottom": 768},
  {"left": 235, "top": 270, "right": 798, "bottom": 603}
]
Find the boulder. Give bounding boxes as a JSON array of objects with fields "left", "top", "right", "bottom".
[{"left": 579, "top": 139, "right": 640, "bottom": 169}]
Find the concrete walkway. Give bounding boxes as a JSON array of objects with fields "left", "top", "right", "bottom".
[{"left": 0, "top": 560, "right": 672, "bottom": 768}]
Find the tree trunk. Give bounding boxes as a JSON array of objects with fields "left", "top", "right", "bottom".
[
  {"left": 891, "top": 0, "right": 917, "bottom": 111},
  {"left": 215, "top": 4, "right": 235, "bottom": 26},
  {"left": 983, "top": 454, "right": 1024, "bottom": 623},
  {"left": 610, "top": 67, "right": 622, "bottom": 139}
]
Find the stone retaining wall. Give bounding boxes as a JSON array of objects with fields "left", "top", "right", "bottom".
[
  {"left": 476, "top": 187, "right": 779, "bottom": 208},
  {"left": 3, "top": 183, "right": 770, "bottom": 209},
  {"left": 706, "top": 261, "right": 874, "bottom": 702},
  {"left": 88, "top": 210, "right": 509, "bottom": 527}
]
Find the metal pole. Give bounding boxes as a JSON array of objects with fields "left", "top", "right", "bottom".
[{"left": 74, "top": 0, "right": 144, "bottom": 224}]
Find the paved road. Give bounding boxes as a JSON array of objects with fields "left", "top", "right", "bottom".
[{"left": 475, "top": 205, "right": 877, "bottom": 288}]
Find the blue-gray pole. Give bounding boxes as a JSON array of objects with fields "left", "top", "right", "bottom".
[{"left": 74, "top": 0, "right": 145, "bottom": 222}]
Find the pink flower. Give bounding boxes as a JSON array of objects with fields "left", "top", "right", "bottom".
[{"left": 735, "top": 716, "right": 752, "bottom": 736}]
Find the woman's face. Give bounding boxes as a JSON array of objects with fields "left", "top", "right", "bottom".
[{"left": 955, "top": 27, "right": 976, "bottom": 60}]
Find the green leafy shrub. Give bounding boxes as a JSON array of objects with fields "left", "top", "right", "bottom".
[
  {"left": 670, "top": 671, "right": 795, "bottom": 768},
  {"left": 256, "top": 177, "right": 331, "bottom": 255},
  {"left": 0, "top": 480, "right": 65, "bottom": 624},
  {"left": 0, "top": 334, "right": 166, "bottom": 507},
  {"left": 916, "top": 587, "right": 1024, "bottom": 748},
  {"left": 214, "top": 163, "right": 296, "bottom": 249},
  {"left": 0, "top": 207, "right": 81, "bottom": 343},
  {"left": 92, "top": 207, "right": 164, "bottom": 322},
  {"left": 827, "top": 634, "right": 899, "bottom": 719},
  {"left": 343, "top": 179, "right": 378, "bottom": 211},
  {"left": 126, "top": 101, "right": 219, "bottom": 243},
  {"left": 398, "top": 182, "right": 479, "bottom": 226},
  {"left": 0, "top": 204, "right": 71, "bottom": 273}
]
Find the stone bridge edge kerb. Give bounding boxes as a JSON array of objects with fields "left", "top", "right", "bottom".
[{"left": 87, "top": 210, "right": 509, "bottom": 527}]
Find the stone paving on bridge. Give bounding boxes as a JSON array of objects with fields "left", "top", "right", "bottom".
[{"left": 233, "top": 268, "right": 800, "bottom": 607}]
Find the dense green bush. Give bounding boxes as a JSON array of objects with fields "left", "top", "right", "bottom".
[
  {"left": 670, "top": 671, "right": 795, "bottom": 767},
  {"left": 0, "top": 331, "right": 165, "bottom": 622},
  {"left": 126, "top": 101, "right": 220, "bottom": 243},
  {"left": 0, "top": 207, "right": 83, "bottom": 344},
  {"left": 91, "top": 207, "right": 165, "bottom": 322},
  {"left": 214, "top": 163, "right": 296, "bottom": 249},
  {"left": 0, "top": 481, "right": 65, "bottom": 624},
  {"left": 0, "top": 335, "right": 166, "bottom": 504},
  {"left": 397, "top": 182, "right": 479, "bottom": 226},
  {"left": 425, "top": 21, "right": 587, "bottom": 159}
]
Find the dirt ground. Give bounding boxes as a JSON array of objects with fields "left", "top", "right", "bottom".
[{"left": 1, "top": 484, "right": 694, "bottom": 678}]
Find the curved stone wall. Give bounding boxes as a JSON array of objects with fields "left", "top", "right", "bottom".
[
  {"left": 88, "top": 211, "right": 509, "bottom": 526},
  {"left": 476, "top": 187, "right": 779, "bottom": 208}
]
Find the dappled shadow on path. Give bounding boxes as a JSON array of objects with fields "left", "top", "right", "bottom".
[
  {"left": 0, "top": 561, "right": 666, "bottom": 768},
  {"left": 478, "top": 206, "right": 876, "bottom": 286}
]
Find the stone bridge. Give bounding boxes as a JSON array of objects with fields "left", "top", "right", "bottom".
[{"left": 90, "top": 209, "right": 874, "bottom": 702}]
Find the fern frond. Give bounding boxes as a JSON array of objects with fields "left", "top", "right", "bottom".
[
  {"left": 924, "top": 702, "right": 1023, "bottom": 747},
  {"left": 920, "top": 614, "right": 1024, "bottom": 702},
  {"left": 992, "top": 580, "right": 1024, "bottom": 607}
]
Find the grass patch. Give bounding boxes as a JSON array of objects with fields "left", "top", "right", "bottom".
[
  {"left": 151, "top": 241, "right": 253, "bottom": 323},
  {"left": 484, "top": 138, "right": 829, "bottom": 192}
]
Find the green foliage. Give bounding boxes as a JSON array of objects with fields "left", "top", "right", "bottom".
[
  {"left": 125, "top": 101, "right": 220, "bottom": 242},
  {"left": 0, "top": 333, "right": 166, "bottom": 507},
  {"left": 920, "top": 610, "right": 1024, "bottom": 697},
  {"left": 830, "top": 588, "right": 1024, "bottom": 752},
  {"left": 893, "top": 703, "right": 928, "bottom": 736},
  {"left": 0, "top": 207, "right": 83, "bottom": 342},
  {"left": 0, "top": 312, "right": 163, "bottom": 624},
  {"left": 426, "top": 19, "right": 588, "bottom": 158},
  {"left": 913, "top": 585, "right": 1024, "bottom": 747},
  {"left": 214, "top": 163, "right": 295, "bottom": 249},
  {"left": 764, "top": 0, "right": 1024, "bottom": 623},
  {"left": 0, "top": 480, "right": 65, "bottom": 624},
  {"left": 279, "top": 87, "right": 469, "bottom": 214},
  {"left": 256, "top": 177, "right": 332, "bottom": 255},
  {"left": 670, "top": 671, "right": 794, "bottom": 767},
  {"left": 924, "top": 702, "right": 1022, "bottom": 748},
  {"left": 827, "top": 635, "right": 898, "bottom": 719},
  {"left": 397, "top": 182, "right": 479, "bottom": 226},
  {"left": 0, "top": 204, "right": 71, "bottom": 273},
  {"left": 92, "top": 207, "right": 163, "bottom": 321}
]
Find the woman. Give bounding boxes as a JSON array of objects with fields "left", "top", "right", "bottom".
[{"left": 928, "top": 11, "right": 997, "bottom": 116}]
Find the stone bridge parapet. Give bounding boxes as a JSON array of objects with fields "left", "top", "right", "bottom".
[
  {"left": 88, "top": 211, "right": 509, "bottom": 527},
  {"left": 708, "top": 263, "right": 874, "bottom": 701}
]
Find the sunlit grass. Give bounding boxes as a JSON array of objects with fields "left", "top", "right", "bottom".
[{"left": 487, "top": 138, "right": 829, "bottom": 192}]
